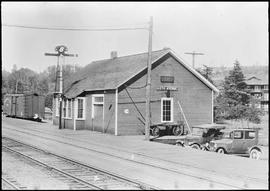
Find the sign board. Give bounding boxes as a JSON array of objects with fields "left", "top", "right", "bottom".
[
  {"left": 157, "top": 86, "right": 178, "bottom": 91},
  {"left": 160, "top": 76, "right": 174, "bottom": 83}
]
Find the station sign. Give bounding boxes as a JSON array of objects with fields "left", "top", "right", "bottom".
[
  {"left": 156, "top": 86, "right": 178, "bottom": 91},
  {"left": 160, "top": 76, "right": 174, "bottom": 83}
]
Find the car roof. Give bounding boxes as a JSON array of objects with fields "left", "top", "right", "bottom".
[
  {"left": 192, "top": 123, "right": 226, "bottom": 130},
  {"left": 220, "top": 128, "right": 261, "bottom": 132}
]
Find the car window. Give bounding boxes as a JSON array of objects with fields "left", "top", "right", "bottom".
[
  {"left": 245, "top": 131, "right": 256, "bottom": 139},
  {"left": 192, "top": 128, "right": 204, "bottom": 136},
  {"left": 233, "top": 131, "right": 243, "bottom": 139}
]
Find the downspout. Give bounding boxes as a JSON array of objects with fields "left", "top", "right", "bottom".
[{"left": 115, "top": 88, "right": 118, "bottom": 136}]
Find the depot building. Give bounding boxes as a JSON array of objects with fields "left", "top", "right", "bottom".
[{"left": 52, "top": 48, "right": 219, "bottom": 135}]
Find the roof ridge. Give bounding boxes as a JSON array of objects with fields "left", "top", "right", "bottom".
[{"left": 90, "top": 48, "right": 170, "bottom": 64}]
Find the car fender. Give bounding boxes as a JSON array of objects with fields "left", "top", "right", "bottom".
[{"left": 248, "top": 145, "right": 262, "bottom": 153}]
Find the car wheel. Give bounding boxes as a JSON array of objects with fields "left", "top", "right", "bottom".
[
  {"left": 250, "top": 149, "right": 261, "bottom": 160},
  {"left": 190, "top": 144, "right": 200, "bottom": 149},
  {"left": 151, "top": 127, "right": 160, "bottom": 137},
  {"left": 216, "top": 148, "right": 226, "bottom": 154},
  {"left": 172, "top": 125, "right": 184, "bottom": 136}
]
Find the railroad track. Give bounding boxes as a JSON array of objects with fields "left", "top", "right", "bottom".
[
  {"left": 2, "top": 175, "right": 26, "bottom": 190},
  {"left": 2, "top": 137, "right": 156, "bottom": 190}
]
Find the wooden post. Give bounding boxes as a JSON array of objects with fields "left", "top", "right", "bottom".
[
  {"left": 145, "top": 16, "right": 153, "bottom": 140},
  {"left": 45, "top": 45, "right": 77, "bottom": 130},
  {"left": 184, "top": 51, "right": 204, "bottom": 68}
]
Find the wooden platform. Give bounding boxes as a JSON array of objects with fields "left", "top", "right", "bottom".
[{"left": 2, "top": 117, "right": 268, "bottom": 189}]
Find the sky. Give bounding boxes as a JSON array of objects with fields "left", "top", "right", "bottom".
[{"left": 1, "top": 2, "right": 268, "bottom": 73}]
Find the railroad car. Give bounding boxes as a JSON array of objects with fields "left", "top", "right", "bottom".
[{"left": 3, "top": 93, "right": 45, "bottom": 121}]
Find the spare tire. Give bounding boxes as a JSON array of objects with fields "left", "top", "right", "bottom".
[
  {"left": 172, "top": 125, "right": 184, "bottom": 136},
  {"left": 151, "top": 127, "right": 161, "bottom": 137}
]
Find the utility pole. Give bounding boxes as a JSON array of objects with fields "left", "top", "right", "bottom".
[
  {"left": 145, "top": 16, "right": 153, "bottom": 141},
  {"left": 185, "top": 51, "right": 204, "bottom": 68},
  {"left": 45, "top": 45, "right": 78, "bottom": 129}
]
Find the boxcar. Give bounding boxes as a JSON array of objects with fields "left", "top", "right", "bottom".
[{"left": 3, "top": 93, "right": 45, "bottom": 120}]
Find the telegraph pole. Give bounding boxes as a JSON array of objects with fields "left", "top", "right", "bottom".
[
  {"left": 45, "top": 45, "right": 78, "bottom": 129},
  {"left": 185, "top": 51, "right": 204, "bottom": 68},
  {"left": 145, "top": 16, "right": 153, "bottom": 141}
]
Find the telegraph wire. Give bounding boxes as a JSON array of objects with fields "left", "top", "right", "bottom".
[{"left": 2, "top": 23, "right": 148, "bottom": 31}]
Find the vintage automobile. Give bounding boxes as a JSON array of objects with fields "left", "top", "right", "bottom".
[
  {"left": 208, "top": 128, "right": 263, "bottom": 159},
  {"left": 175, "top": 124, "right": 226, "bottom": 149}
]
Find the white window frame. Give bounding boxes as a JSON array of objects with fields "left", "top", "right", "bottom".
[
  {"left": 55, "top": 98, "right": 59, "bottom": 117},
  {"left": 67, "top": 99, "right": 72, "bottom": 119},
  {"left": 161, "top": 97, "right": 174, "bottom": 123},
  {"left": 63, "top": 99, "right": 67, "bottom": 118},
  {"left": 76, "top": 97, "right": 86, "bottom": 120},
  {"left": 91, "top": 94, "right": 104, "bottom": 119}
]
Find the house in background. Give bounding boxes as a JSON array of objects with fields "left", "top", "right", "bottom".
[
  {"left": 246, "top": 76, "right": 269, "bottom": 113},
  {"left": 52, "top": 48, "right": 219, "bottom": 135}
]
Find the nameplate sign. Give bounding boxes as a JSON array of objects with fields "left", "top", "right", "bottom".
[
  {"left": 156, "top": 86, "right": 178, "bottom": 91},
  {"left": 160, "top": 76, "right": 174, "bottom": 83}
]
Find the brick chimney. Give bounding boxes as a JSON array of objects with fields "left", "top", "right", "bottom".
[{"left": 110, "top": 51, "right": 117, "bottom": 59}]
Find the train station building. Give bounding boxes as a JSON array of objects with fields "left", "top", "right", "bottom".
[{"left": 52, "top": 48, "right": 219, "bottom": 135}]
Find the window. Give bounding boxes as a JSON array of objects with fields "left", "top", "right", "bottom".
[
  {"left": 245, "top": 131, "right": 255, "bottom": 139},
  {"left": 55, "top": 98, "right": 59, "bottom": 117},
  {"left": 77, "top": 98, "right": 85, "bottom": 119},
  {"left": 63, "top": 99, "right": 67, "bottom": 118},
  {"left": 233, "top": 131, "right": 243, "bottom": 139},
  {"left": 161, "top": 98, "right": 173, "bottom": 122},
  {"left": 67, "top": 100, "right": 72, "bottom": 118},
  {"left": 263, "top": 93, "right": 268, "bottom": 101}
]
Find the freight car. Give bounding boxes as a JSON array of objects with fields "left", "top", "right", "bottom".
[{"left": 3, "top": 93, "right": 45, "bottom": 122}]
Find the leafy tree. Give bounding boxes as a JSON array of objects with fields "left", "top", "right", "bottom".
[
  {"left": 214, "top": 60, "right": 262, "bottom": 125},
  {"left": 196, "top": 65, "right": 214, "bottom": 84}
]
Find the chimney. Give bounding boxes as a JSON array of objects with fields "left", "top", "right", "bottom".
[{"left": 110, "top": 51, "right": 117, "bottom": 59}]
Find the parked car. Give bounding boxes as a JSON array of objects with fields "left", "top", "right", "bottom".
[
  {"left": 175, "top": 124, "right": 226, "bottom": 149},
  {"left": 208, "top": 128, "right": 263, "bottom": 159}
]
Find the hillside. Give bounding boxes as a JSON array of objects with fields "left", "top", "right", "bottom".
[{"left": 210, "top": 65, "right": 268, "bottom": 88}]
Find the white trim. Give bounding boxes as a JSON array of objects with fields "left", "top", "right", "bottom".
[
  {"left": 76, "top": 97, "right": 86, "bottom": 120},
  {"left": 103, "top": 95, "right": 105, "bottom": 133},
  {"left": 73, "top": 99, "right": 77, "bottom": 130},
  {"left": 117, "top": 50, "right": 169, "bottom": 90},
  {"left": 55, "top": 98, "right": 59, "bottom": 117},
  {"left": 91, "top": 94, "right": 104, "bottom": 119},
  {"left": 169, "top": 50, "right": 220, "bottom": 93},
  {"left": 212, "top": 91, "right": 214, "bottom": 123},
  {"left": 161, "top": 97, "right": 174, "bottom": 123},
  {"left": 115, "top": 89, "right": 118, "bottom": 135},
  {"left": 63, "top": 99, "right": 72, "bottom": 119},
  {"left": 116, "top": 49, "right": 219, "bottom": 93}
]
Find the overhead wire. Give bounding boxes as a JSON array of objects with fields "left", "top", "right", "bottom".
[{"left": 2, "top": 23, "right": 148, "bottom": 31}]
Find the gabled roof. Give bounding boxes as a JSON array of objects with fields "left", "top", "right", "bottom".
[
  {"left": 64, "top": 48, "right": 219, "bottom": 98},
  {"left": 246, "top": 76, "right": 268, "bottom": 85}
]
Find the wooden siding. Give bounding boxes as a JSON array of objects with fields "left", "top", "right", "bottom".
[{"left": 117, "top": 55, "right": 212, "bottom": 135}]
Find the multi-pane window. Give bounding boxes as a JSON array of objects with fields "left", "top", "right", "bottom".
[
  {"left": 77, "top": 99, "right": 83, "bottom": 119},
  {"left": 67, "top": 100, "right": 72, "bottom": 118},
  {"left": 63, "top": 100, "right": 67, "bottom": 118},
  {"left": 161, "top": 98, "right": 173, "bottom": 122}
]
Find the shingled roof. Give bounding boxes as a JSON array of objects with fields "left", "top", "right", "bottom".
[
  {"left": 246, "top": 76, "right": 269, "bottom": 85},
  {"left": 64, "top": 48, "right": 219, "bottom": 98}
]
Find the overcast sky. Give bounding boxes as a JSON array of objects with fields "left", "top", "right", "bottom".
[{"left": 1, "top": 2, "right": 268, "bottom": 73}]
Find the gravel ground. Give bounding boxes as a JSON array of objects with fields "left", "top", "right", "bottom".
[{"left": 2, "top": 150, "right": 69, "bottom": 190}]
